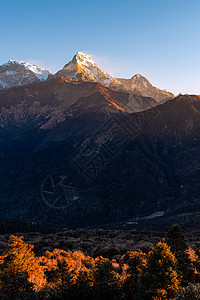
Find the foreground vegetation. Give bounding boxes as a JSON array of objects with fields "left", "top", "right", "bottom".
[{"left": 0, "top": 225, "right": 200, "bottom": 299}]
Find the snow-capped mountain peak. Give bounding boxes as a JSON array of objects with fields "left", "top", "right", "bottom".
[
  {"left": 76, "top": 52, "right": 96, "bottom": 66},
  {"left": 0, "top": 59, "right": 50, "bottom": 90},
  {"left": 55, "top": 52, "right": 123, "bottom": 89},
  {"left": 18, "top": 61, "right": 49, "bottom": 81},
  {"left": 4, "top": 60, "right": 49, "bottom": 81}
]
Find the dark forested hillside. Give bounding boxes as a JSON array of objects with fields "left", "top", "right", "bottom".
[{"left": 0, "top": 77, "right": 200, "bottom": 230}]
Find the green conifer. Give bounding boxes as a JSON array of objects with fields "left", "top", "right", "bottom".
[
  {"left": 139, "top": 241, "right": 179, "bottom": 300},
  {"left": 166, "top": 224, "right": 195, "bottom": 285}
]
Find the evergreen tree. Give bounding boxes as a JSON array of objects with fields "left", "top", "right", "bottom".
[
  {"left": 123, "top": 250, "right": 146, "bottom": 299},
  {"left": 139, "top": 241, "right": 179, "bottom": 300},
  {"left": 166, "top": 224, "right": 195, "bottom": 285},
  {"left": 92, "top": 256, "right": 122, "bottom": 300}
]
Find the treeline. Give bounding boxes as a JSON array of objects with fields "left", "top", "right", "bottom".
[
  {"left": 0, "top": 225, "right": 200, "bottom": 299},
  {"left": 0, "top": 219, "right": 53, "bottom": 234}
]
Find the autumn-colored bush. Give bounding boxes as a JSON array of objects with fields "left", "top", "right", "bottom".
[
  {"left": 0, "top": 225, "right": 200, "bottom": 299},
  {"left": 1, "top": 235, "right": 46, "bottom": 291}
]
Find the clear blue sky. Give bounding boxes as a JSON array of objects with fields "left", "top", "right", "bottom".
[{"left": 1, "top": 0, "right": 200, "bottom": 95}]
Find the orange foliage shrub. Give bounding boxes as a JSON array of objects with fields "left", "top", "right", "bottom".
[{"left": 2, "top": 235, "right": 46, "bottom": 291}]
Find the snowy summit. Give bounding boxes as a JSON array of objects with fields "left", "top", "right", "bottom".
[
  {"left": 0, "top": 59, "right": 50, "bottom": 90},
  {"left": 55, "top": 52, "right": 123, "bottom": 89}
]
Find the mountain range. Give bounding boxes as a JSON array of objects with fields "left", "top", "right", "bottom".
[
  {"left": 0, "top": 52, "right": 173, "bottom": 102},
  {"left": 0, "top": 52, "right": 199, "bottom": 231}
]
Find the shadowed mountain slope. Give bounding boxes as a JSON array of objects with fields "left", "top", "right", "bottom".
[{"left": 0, "top": 89, "right": 200, "bottom": 230}]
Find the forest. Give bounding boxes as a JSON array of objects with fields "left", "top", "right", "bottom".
[{"left": 0, "top": 225, "right": 200, "bottom": 299}]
